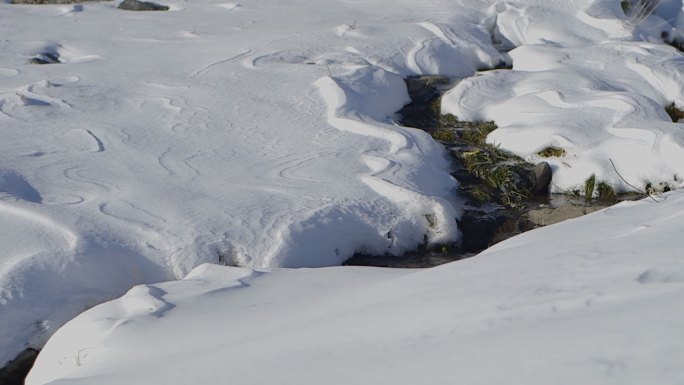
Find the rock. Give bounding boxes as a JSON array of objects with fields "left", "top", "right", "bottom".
[
  {"left": 28, "top": 52, "right": 60, "bottom": 65},
  {"left": 118, "top": 0, "right": 168, "bottom": 11},
  {"left": 532, "top": 162, "right": 552, "bottom": 194},
  {"left": 458, "top": 210, "right": 517, "bottom": 252}
]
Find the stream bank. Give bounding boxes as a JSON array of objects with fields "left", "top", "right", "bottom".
[{"left": 345, "top": 75, "right": 643, "bottom": 268}]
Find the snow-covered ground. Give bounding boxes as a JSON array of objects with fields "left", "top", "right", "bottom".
[
  {"left": 27, "top": 191, "right": 684, "bottom": 385},
  {"left": 1, "top": 0, "right": 684, "bottom": 380},
  {"left": 1, "top": 0, "right": 493, "bottom": 364},
  {"left": 443, "top": 0, "right": 684, "bottom": 193}
]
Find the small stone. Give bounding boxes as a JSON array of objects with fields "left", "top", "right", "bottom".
[
  {"left": 118, "top": 0, "right": 169, "bottom": 11},
  {"left": 532, "top": 162, "right": 552, "bottom": 194},
  {"left": 29, "top": 52, "right": 60, "bottom": 65}
]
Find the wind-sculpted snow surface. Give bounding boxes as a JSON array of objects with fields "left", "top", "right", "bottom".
[
  {"left": 0, "top": 0, "right": 501, "bottom": 364},
  {"left": 4, "top": 0, "right": 684, "bottom": 370},
  {"left": 443, "top": 0, "right": 684, "bottom": 193},
  {"left": 27, "top": 190, "right": 684, "bottom": 385}
]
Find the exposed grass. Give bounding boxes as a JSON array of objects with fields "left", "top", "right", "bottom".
[
  {"left": 537, "top": 146, "right": 566, "bottom": 158},
  {"left": 429, "top": 97, "right": 442, "bottom": 117},
  {"left": 665, "top": 103, "right": 684, "bottom": 122},
  {"left": 584, "top": 174, "right": 596, "bottom": 200},
  {"left": 489, "top": 166, "right": 515, "bottom": 191},
  {"left": 596, "top": 182, "right": 617, "bottom": 202},
  {"left": 439, "top": 113, "right": 460, "bottom": 128},
  {"left": 436, "top": 114, "right": 498, "bottom": 145},
  {"left": 577, "top": 177, "right": 617, "bottom": 202},
  {"left": 460, "top": 148, "right": 508, "bottom": 179},
  {"left": 460, "top": 149, "right": 530, "bottom": 206},
  {"left": 500, "top": 189, "right": 529, "bottom": 207},
  {"left": 468, "top": 185, "right": 492, "bottom": 203},
  {"left": 460, "top": 121, "right": 498, "bottom": 145},
  {"left": 434, "top": 115, "right": 538, "bottom": 206},
  {"left": 430, "top": 129, "right": 457, "bottom": 142}
]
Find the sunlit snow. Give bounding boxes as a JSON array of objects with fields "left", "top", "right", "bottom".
[{"left": 1, "top": 0, "right": 684, "bottom": 382}]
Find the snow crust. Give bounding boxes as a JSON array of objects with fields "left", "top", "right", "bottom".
[
  {"left": 442, "top": 0, "right": 684, "bottom": 193},
  {"left": 27, "top": 190, "right": 684, "bottom": 385},
  {"left": 0, "top": 0, "right": 501, "bottom": 364}
]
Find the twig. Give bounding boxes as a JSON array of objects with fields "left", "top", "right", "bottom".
[
  {"left": 326, "top": 65, "right": 333, "bottom": 78},
  {"left": 609, "top": 158, "right": 662, "bottom": 203}
]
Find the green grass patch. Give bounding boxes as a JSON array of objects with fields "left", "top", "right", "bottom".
[
  {"left": 460, "top": 149, "right": 531, "bottom": 206},
  {"left": 460, "top": 121, "right": 498, "bottom": 145},
  {"left": 438, "top": 116, "right": 538, "bottom": 206},
  {"left": 430, "top": 129, "right": 457, "bottom": 142},
  {"left": 468, "top": 185, "right": 493, "bottom": 203},
  {"left": 436, "top": 114, "right": 498, "bottom": 145},
  {"left": 461, "top": 149, "right": 508, "bottom": 179},
  {"left": 537, "top": 146, "right": 566, "bottom": 158},
  {"left": 596, "top": 182, "right": 617, "bottom": 202},
  {"left": 439, "top": 113, "right": 460, "bottom": 128},
  {"left": 584, "top": 174, "right": 596, "bottom": 200}
]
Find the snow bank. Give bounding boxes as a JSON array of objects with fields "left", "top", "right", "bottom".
[
  {"left": 27, "top": 190, "right": 684, "bottom": 385},
  {"left": 442, "top": 0, "right": 684, "bottom": 193},
  {"left": 0, "top": 0, "right": 500, "bottom": 364},
  {"left": 5, "top": 0, "right": 684, "bottom": 370}
]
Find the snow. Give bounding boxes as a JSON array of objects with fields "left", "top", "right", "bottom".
[
  {"left": 1, "top": 0, "right": 684, "bottom": 380},
  {"left": 0, "top": 0, "right": 500, "bottom": 365},
  {"left": 26, "top": 190, "right": 684, "bottom": 385},
  {"left": 442, "top": 0, "right": 684, "bottom": 193}
]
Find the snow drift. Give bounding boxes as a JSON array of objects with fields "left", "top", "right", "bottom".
[
  {"left": 27, "top": 189, "right": 684, "bottom": 385},
  {"left": 0, "top": 0, "right": 500, "bottom": 364},
  {"left": 2, "top": 0, "right": 684, "bottom": 374}
]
